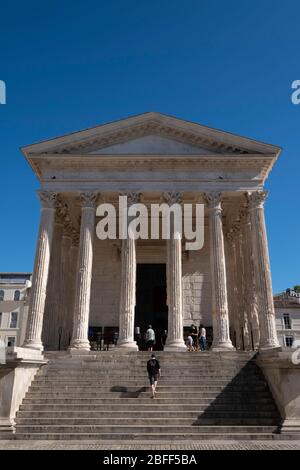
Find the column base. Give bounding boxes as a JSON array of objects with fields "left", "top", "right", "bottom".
[
  {"left": 23, "top": 340, "right": 44, "bottom": 352},
  {"left": 69, "top": 339, "right": 91, "bottom": 351},
  {"left": 164, "top": 340, "right": 187, "bottom": 352},
  {"left": 259, "top": 339, "right": 282, "bottom": 351},
  {"left": 211, "top": 340, "right": 235, "bottom": 352},
  {"left": 259, "top": 344, "right": 282, "bottom": 354},
  {"left": 117, "top": 340, "right": 139, "bottom": 351}
]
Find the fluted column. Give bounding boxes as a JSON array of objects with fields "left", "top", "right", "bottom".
[
  {"left": 247, "top": 191, "right": 280, "bottom": 350},
  {"left": 70, "top": 192, "right": 97, "bottom": 350},
  {"left": 61, "top": 228, "right": 72, "bottom": 349},
  {"left": 42, "top": 219, "right": 63, "bottom": 349},
  {"left": 205, "top": 193, "right": 234, "bottom": 351},
  {"left": 226, "top": 230, "right": 243, "bottom": 349},
  {"left": 23, "top": 191, "right": 57, "bottom": 351},
  {"left": 118, "top": 193, "right": 139, "bottom": 350},
  {"left": 241, "top": 208, "right": 260, "bottom": 349},
  {"left": 237, "top": 229, "right": 251, "bottom": 350},
  {"left": 163, "top": 192, "right": 186, "bottom": 351},
  {"left": 66, "top": 232, "right": 79, "bottom": 347}
]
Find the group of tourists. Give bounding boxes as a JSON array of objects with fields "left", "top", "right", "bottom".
[
  {"left": 186, "top": 324, "right": 207, "bottom": 351},
  {"left": 144, "top": 323, "right": 207, "bottom": 352}
]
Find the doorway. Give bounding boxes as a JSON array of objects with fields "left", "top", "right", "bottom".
[{"left": 135, "top": 264, "right": 167, "bottom": 350}]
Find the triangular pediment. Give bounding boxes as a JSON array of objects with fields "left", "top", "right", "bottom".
[{"left": 22, "top": 112, "right": 281, "bottom": 157}]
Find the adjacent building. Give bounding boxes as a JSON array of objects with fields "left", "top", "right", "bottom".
[
  {"left": 274, "top": 288, "right": 300, "bottom": 349},
  {"left": 0, "top": 273, "right": 32, "bottom": 347}
]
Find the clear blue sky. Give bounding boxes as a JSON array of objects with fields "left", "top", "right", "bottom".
[{"left": 0, "top": 0, "right": 299, "bottom": 293}]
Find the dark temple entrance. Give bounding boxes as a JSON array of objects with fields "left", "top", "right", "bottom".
[{"left": 135, "top": 263, "right": 168, "bottom": 350}]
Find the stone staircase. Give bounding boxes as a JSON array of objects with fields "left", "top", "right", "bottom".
[{"left": 14, "top": 351, "right": 283, "bottom": 440}]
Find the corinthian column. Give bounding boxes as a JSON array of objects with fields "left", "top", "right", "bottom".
[
  {"left": 118, "top": 193, "right": 139, "bottom": 350},
  {"left": 241, "top": 207, "right": 260, "bottom": 349},
  {"left": 70, "top": 192, "right": 97, "bottom": 350},
  {"left": 61, "top": 227, "right": 72, "bottom": 349},
  {"left": 205, "top": 193, "right": 234, "bottom": 351},
  {"left": 226, "top": 230, "right": 243, "bottom": 350},
  {"left": 23, "top": 191, "right": 57, "bottom": 351},
  {"left": 247, "top": 191, "right": 280, "bottom": 350},
  {"left": 163, "top": 192, "right": 186, "bottom": 351}
]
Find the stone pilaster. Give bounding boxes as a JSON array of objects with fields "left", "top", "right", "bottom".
[
  {"left": 23, "top": 191, "right": 57, "bottom": 351},
  {"left": 205, "top": 193, "right": 234, "bottom": 351},
  {"left": 163, "top": 192, "right": 186, "bottom": 351},
  {"left": 118, "top": 192, "right": 140, "bottom": 350},
  {"left": 247, "top": 191, "right": 280, "bottom": 350},
  {"left": 70, "top": 192, "right": 97, "bottom": 351}
]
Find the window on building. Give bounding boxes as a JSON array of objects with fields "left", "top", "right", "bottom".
[
  {"left": 283, "top": 313, "right": 292, "bottom": 329},
  {"left": 0, "top": 290, "right": 4, "bottom": 301},
  {"left": 285, "top": 336, "right": 294, "bottom": 348},
  {"left": 9, "top": 312, "right": 18, "bottom": 329},
  {"left": 0, "top": 312, "right": 2, "bottom": 328},
  {"left": 7, "top": 336, "right": 16, "bottom": 347},
  {"left": 14, "top": 290, "right": 21, "bottom": 301}
]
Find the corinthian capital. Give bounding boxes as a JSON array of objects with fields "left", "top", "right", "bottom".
[
  {"left": 247, "top": 191, "right": 268, "bottom": 210},
  {"left": 204, "top": 192, "right": 223, "bottom": 211},
  {"left": 162, "top": 191, "right": 183, "bottom": 205},
  {"left": 122, "top": 192, "right": 141, "bottom": 206},
  {"left": 79, "top": 192, "right": 98, "bottom": 208},
  {"left": 37, "top": 191, "right": 58, "bottom": 209}
]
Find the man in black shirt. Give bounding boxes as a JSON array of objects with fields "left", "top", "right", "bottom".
[
  {"left": 190, "top": 324, "right": 198, "bottom": 350},
  {"left": 147, "top": 354, "right": 161, "bottom": 398}
]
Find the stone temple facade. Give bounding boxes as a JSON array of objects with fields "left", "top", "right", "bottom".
[{"left": 21, "top": 112, "right": 281, "bottom": 354}]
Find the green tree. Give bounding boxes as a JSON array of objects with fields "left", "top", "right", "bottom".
[{"left": 294, "top": 285, "right": 300, "bottom": 293}]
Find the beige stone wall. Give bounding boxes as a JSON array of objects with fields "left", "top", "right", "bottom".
[
  {"left": 182, "top": 234, "right": 212, "bottom": 327},
  {"left": 90, "top": 240, "right": 121, "bottom": 327}
]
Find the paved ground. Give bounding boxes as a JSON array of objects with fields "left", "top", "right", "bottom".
[{"left": 0, "top": 440, "right": 300, "bottom": 450}]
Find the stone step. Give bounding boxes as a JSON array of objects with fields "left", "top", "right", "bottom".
[
  {"left": 13, "top": 432, "right": 280, "bottom": 441},
  {"left": 16, "top": 415, "right": 277, "bottom": 429},
  {"left": 28, "top": 384, "right": 268, "bottom": 392},
  {"left": 32, "top": 379, "right": 262, "bottom": 386},
  {"left": 32, "top": 379, "right": 264, "bottom": 387},
  {"left": 16, "top": 407, "right": 278, "bottom": 418},
  {"left": 41, "top": 370, "right": 257, "bottom": 378},
  {"left": 18, "top": 403, "right": 278, "bottom": 412},
  {"left": 14, "top": 424, "right": 279, "bottom": 434},
  {"left": 35, "top": 371, "right": 262, "bottom": 378},
  {"left": 46, "top": 363, "right": 255, "bottom": 369},
  {"left": 22, "top": 396, "right": 275, "bottom": 405},
  {"left": 26, "top": 386, "right": 268, "bottom": 400}
]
